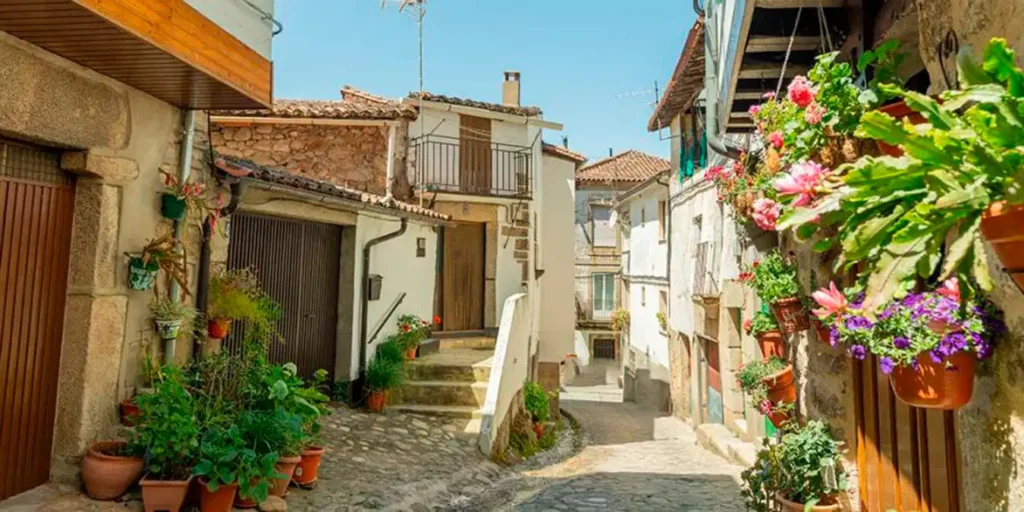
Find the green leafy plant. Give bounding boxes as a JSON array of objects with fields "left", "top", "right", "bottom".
[
  {"left": 238, "top": 408, "right": 304, "bottom": 458},
  {"left": 749, "top": 251, "right": 801, "bottom": 304},
  {"left": 777, "top": 420, "right": 847, "bottom": 507},
  {"left": 193, "top": 424, "right": 281, "bottom": 503},
  {"left": 655, "top": 311, "right": 668, "bottom": 331},
  {"left": 740, "top": 437, "right": 786, "bottom": 512},
  {"left": 857, "top": 38, "right": 908, "bottom": 106},
  {"left": 523, "top": 381, "right": 550, "bottom": 423},
  {"left": 396, "top": 313, "right": 435, "bottom": 350},
  {"left": 780, "top": 38, "right": 1024, "bottom": 311},
  {"left": 375, "top": 337, "right": 407, "bottom": 366},
  {"left": 365, "top": 356, "right": 404, "bottom": 392},
  {"left": 610, "top": 308, "right": 630, "bottom": 332},
  {"left": 149, "top": 297, "right": 198, "bottom": 324},
  {"left": 744, "top": 310, "right": 779, "bottom": 337},
  {"left": 126, "top": 234, "right": 190, "bottom": 296},
  {"left": 735, "top": 357, "right": 788, "bottom": 406},
  {"left": 130, "top": 365, "right": 200, "bottom": 480}
]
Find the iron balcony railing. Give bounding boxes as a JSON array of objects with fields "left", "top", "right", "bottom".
[
  {"left": 411, "top": 134, "right": 533, "bottom": 198},
  {"left": 693, "top": 241, "right": 721, "bottom": 298}
]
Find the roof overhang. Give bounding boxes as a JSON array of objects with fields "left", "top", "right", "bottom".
[
  {"left": 648, "top": 18, "right": 706, "bottom": 132},
  {"left": 411, "top": 99, "right": 564, "bottom": 130},
  {"left": 0, "top": 0, "right": 273, "bottom": 109},
  {"left": 210, "top": 116, "right": 402, "bottom": 127},
  {"left": 614, "top": 171, "right": 670, "bottom": 208}
]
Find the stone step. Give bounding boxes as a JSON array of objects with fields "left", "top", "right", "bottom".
[
  {"left": 387, "top": 403, "right": 483, "bottom": 419},
  {"left": 406, "top": 359, "right": 491, "bottom": 383},
  {"left": 438, "top": 337, "right": 496, "bottom": 350},
  {"left": 695, "top": 423, "right": 758, "bottom": 467},
  {"left": 390, "top": 380, "right": 488, "bottom": 407}
]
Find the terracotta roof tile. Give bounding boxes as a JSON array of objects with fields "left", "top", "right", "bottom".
[
  {"left": 340, "top": 85, "right": 395, "bottom": 105},
  {"left": 213, "top": 155, "right": 449, "bottom": 222},
  {"left": 575, "top": 150, "right": 671, "bottom": 184},
  {"left": 408, "top": 92, "right": 542, "bottom": 117},
  {"left": 648, "top": 18, "right": 705, "bottom": 132},
  {"left": 211, "top": 97, "right": 417, "bottom": 121},
  {"left": 542, "top": 142, "right": 588, "bottom": 164}
]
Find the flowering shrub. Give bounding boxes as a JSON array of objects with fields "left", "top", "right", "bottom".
[
  {"left": 395, "top": 314, "right": 438, "bottom": 350},
  {"left": 705, "top": 154, "right": 782, "bottom": 227}
]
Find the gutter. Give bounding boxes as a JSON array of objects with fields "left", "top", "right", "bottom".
[
  {"left": 699, "top": 2, "right": 744, "bottom": 160},
  {"left": 167, "top": 110, "right": 196, "bottom": 364},
  {"left": 355, "top": 219, "right": 408, "bottom": 400}
]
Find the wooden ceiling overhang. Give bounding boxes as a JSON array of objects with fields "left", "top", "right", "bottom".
[{"left": 0, "top": 0, "right": 273, "bottom": 110}]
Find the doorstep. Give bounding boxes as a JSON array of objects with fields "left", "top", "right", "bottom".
[{"left": 695, "top": 423, "right": 759, "bottom": 467}]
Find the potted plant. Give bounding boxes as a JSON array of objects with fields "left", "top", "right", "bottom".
[
  {"left": 523, "top": 381, "right": 551, "bottom": 438},
  {"left": 206, "top": 268, "right": 263, "bottom": 340},
  {"left": 655, "top": 311, "right": 668, "bottom": 332},
  {"left": 193, "top": 424, "right": 280, "bottom": 512},
  {"left": 131, "top": 365, "right": 200, "bottom": 512},
  {"left": 293, "top": 369, "right": 332, "bottom": 489},
  {"left": 81, "top": 440, "right": 144, "bottom": 500},
  {"left": 160, "top": 170, "right": 213, "bottom": 222},
  {"left": 126, "top": 235, "right": 187, "bottom": 293},
  {"left": 230, "top": 409, "right": 290, "bottom": 508},
  {"left": 610, "top": 308, "right": 630, "bottom": 333},
  {"left": 397, "top": 314, "right": 431, "bottom": 360},
  {"left": 120, "top": 396, "right": 140, "bottom": 426},
  {"left": 750, "top": 252, "right": 808, "bottom": 333},
  {"left": 149, "top": 297, "right": 197, "bottom": 341},
  {"left": 745, "top": 310, "right": 783, "bottom": 357},
  {"left": 736, "top": 356, "right": 795, "bottom": 428},
  {"left": 742, "top": 421, "right": 847, "bottom": 511},
  {"left": 365, "top": 354, "right": 403, "bottom": 413}
]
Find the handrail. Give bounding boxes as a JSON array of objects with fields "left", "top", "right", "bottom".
[{"left": 367, "top": 292, "right": 407, "bottom": 345}]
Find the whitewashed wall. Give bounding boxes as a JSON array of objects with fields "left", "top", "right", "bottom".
[
  {"left": 623, "top": 185, "right": 670, "bottom": 372},
  {"left": 538, "top": 154, "right": 576, "bottom": 363},
  {"left": 187, "top": 0, "right": 275, "bottom": 59}
]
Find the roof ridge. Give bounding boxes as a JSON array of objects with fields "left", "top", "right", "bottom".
[{"left": 341, "top": 85, "right": 397, "bottom": 105}]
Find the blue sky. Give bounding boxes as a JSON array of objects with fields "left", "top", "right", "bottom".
[{"left": 271, "top": 1, "right": 697, "bottom": 162}]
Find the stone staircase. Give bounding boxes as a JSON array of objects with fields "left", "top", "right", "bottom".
[{"left": 388, "top": 336, "right": 496, "bottom": 434}]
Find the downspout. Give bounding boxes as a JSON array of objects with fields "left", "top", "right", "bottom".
[
  {"left": 698, "top": 1, "right": 744, "bottom": 160},
  {"left": 356, "top": 219, "right": 408, "bottom": 397},
  {"left": 383, "top": 124, "right": 398, "bottom": 203},
  {"left": 193, "top": 181, "right": 246, "bottom": 360},
  {"left": 167, "top": 110, "right": 196, "bottom": 365}
]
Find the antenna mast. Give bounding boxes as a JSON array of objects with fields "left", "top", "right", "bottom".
[{"left": 382, "top": 0, "right": 427, "bottom": 206}]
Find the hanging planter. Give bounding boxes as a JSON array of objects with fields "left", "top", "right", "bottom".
[
  {"left": 207, "top": 318, "right": 232, "bottom": 339},
  {"left": 153, "top": 319, "right": 183, "bottom": 340},
  {"left": 811, "top": 318, "right": 832, "bottom": 346},
  {"left": 763, "top": 364, "right": 796, "bottom": 428},
  {"left": 293, "top": 446, "right": 325, "bottom": 489},
  {"left": 980, "top": 201, "right": 1024, "bottom": 292},
  {"left": 128, "top": 257, "right": 159, "bottom": 291},
  {"left": 771, "top": 298, "right": 809, "bottom": 334},
  {"left": 160, "top": 192, "right": 187, "bottom": 220},
  {"left": 755, "top": 330, "right": 785, "bottom": 358},
  {"left": 889, "top": 351, "right": 977, "bottom": 410}
]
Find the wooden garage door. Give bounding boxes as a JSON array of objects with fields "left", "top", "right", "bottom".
[
  {"left": 226, "top": 213, "right": 342, "bottom": 381},
  {"left": 443, "top": 222, "right": 485, "bottom": 331},
  {"left": 854, "top": 357, "right": 962, "bottom": 511},
  {"left": 0, "top": 140, "right": 76, "bottom": 500}
]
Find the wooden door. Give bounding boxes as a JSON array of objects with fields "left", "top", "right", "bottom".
[
  {"left": 442, "top": 223, "right": 485, "bottom": 331},
  {"left": 854, "top": 357, "right": 962, "bottom": 512},
  {"left": 0, "top": 140, "right": 75, "bottom": 500},
  {"left": 226, "top": 213, "right": 342, "bottom": 381},
  {"left": 459, "top": 115, "right": 492, "bottom": 194}
]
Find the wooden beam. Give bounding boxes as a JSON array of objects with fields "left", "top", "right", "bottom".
[
  {"left": 738, "top": 63, "right": 810, "bottom": 80},
  {"left": 746, "top": 35, "right": 820, "bottom": 53},
  {"left": 730, "top": 112, "right": 752, "bottom": 120},
  {"left": 756, "top": 0, "right": 843, "bottom": 8},
  {"left": 735, "top": 90, "right": 769, "bottom": 100}
]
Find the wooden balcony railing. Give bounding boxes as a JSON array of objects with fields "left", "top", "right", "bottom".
[{"left": 411, "top": 134, "right": 533, "bottom": 199}]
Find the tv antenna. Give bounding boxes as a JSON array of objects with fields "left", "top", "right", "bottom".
[{"left": 382, "top": 0, "right": 428, "bottom": 205}]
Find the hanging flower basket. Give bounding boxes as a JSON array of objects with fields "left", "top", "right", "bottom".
[
  {"left": 810, "top": 318, "right": 832, "bottom": 346},
  {"left": 763, "top": 364, "right": 796, "bottom": 428},
  {"left": 128, "top": 257, "right": 159, "bottom": 291},
  {"left": 160, "top": 192, "right": 187, "bottom": 221},
  {"left": 207, "top": 318, "right": 232, "bottom": 340},
  {"left": 771, "top": 298, "right": 809, "bottom": 334},
  {"left": 755, "top": 330, "right": 785, "bottom": 358},
  {"left": 153, "top": 319, "right": 183, "bottom": 340},
  {"left": 889, "top": 351, "right": 977, "bottom": 410},
  {"left": 980, "top": 201, "right": 1024, "bottom": 292}
]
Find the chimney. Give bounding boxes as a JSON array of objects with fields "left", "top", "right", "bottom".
[
  {"left": 562, "top": 136, "right": 569, "bottom": 148},
  {"left": 502, "top": 71, "right": 521, "bottom": 107}
]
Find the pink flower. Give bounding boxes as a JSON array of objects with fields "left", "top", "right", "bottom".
[
  {"left": 748, "top": 104, "right": 761, "bottom": 117},
  {"left": 743, "top": 318, "right": 753, "bottom": 334},
  {"left": 768, "top": 131, "right": 784, "bottom": 149},
  {"left": 774, "top": 161, "right": 828, "bottom": 206},
  {"left": 752, "top": 198, "right": 781, "bottom": 231},
  {"left": 758, "top": 399, "right": 773, "bottom": 415},
  {"left": 804, "top": 101, "right": 826, "bottom": 125},
  {"left": 936, "top": 278, "right": 961, "bottom": 303},
  {"left": 812, "top": 282, "right": 849, "bottom": 319},
  {"left": 787, "top": 76, "right": 815, "bottom": 108},
  {"left": 762, "top": 91, "right": 776, "bottom": 100}
]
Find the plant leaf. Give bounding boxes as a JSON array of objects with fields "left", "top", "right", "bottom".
[
  {"left": 941, "top": 216, "right": 981, "bottom": 280},
  {"left": 972, "top": 236, "right": 995, "bottom": 292}
]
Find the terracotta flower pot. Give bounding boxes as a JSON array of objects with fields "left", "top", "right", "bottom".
[
  {"left": 81, "top": 441, "right": 144, "bottom": 500},
  {"left": 405, "top": 347, "right": 417, "bottom": 360},
  {"left": 198, "top": 478, "right": 237, "bottom": 512},
  {"left": 269, "top": 455, "right": 301, "bottom": 497},
  {"left": 207, "top": 318, "right": 232, "bottom": 340},
  {"left": 533, "top": 421, "right": 545, "bottom": 439},
  {"left": 367, "top": 390, "right": 388, "bottom": 413},
  {"left": 811, "top": 319, "right": 832, "bottom": 346},
  {"left": 771, "top": 298, "right": 809, "bottom": 334},
  {"left": 755, "top": 330, "right": 785, "bottom": 358},
  {"left": 889, "top": 351, "right": 977, "bottom": 409},
  {"left": 120, "top": 398, "right": 140, "bottom": 426},
  {"left": 141, "top": 475, "right": 192, "bottom": 512},
  {"left": 876, "top": 100, "right": 928, "bottom": 157},
  {"left": 980, "top": 201, "right": 1024, "bottom": 292},
  {"left": 234, "top": 491, "right": 258, "bottom": 509},
  {"left": 775, "top": 492, "right": 841, "bottom": 512},
  {"left": 763, "top": 365, "right": 797, "bottom": 428},
  {"left": 293, "top": 446, "right": 325, "bottom": 488}
]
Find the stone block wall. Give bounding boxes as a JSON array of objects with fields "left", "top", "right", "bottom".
[{"left": 211, "top": 122, "right": 411, "bottom": 199}]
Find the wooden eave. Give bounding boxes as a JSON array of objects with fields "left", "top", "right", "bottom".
[{"left": 0, "top": 0, "right": 273, "bottom": 109}]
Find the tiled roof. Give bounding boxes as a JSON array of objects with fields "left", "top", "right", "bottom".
[
  {"left": 575, "top": 150, "right": 671, "bottom": 183},
  {"left": 213, "top": 155, "right": 449, "bottom": 222},
  {"left": 648, "top": 18, "right": 705, "bottom": 132},
  {"left": 542, "top": 142, "right": 588, "bottom": 164},
  {"left": 211, "top": 97, "right": 417, "bottom": 121},
  {"left": 408, "top": 92, "right": 543, "bottom": 117},
  {"left": 340, "top": 85, "right": 395, "bottom": 105}
]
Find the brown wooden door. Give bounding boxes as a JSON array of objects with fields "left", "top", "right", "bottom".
[
  {"left": 854, "top": 357, "right": 962, "bottom": 512},
  {"left": 459, "top": 115, "right": 492, "bottom": 194},
  {"left": 226, "top": 213, "right": 342, "bottom": 381},
  {"left": 0, "top": 141, "right": 75, "bottom": 500},
  {"left": 443, "top": 223, "right": 485, "bottom": 331}
]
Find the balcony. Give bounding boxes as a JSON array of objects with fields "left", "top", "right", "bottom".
[
  {"left": 575, "top": 297, "right": 614, "bottom": 328},
  {"left": 411, "top": 134, "right": 533, "bottom": 199}
]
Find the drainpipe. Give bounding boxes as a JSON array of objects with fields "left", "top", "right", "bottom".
[
  {"left": 167, "top": 110, "right": 196, "bottom": 364},
  {"left": 383, "top": 124, "right": 398, "bottom": 204},
  {"left": 193, "top": 181, "right": 246, "bottom": 360},
  {"left": 699, "top": 2, "right": 744, "bottom": 160},
  {"left": 356, "top": 219, "right": 408, "bottom": 398}
]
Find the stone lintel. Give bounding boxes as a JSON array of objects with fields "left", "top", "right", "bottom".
[{"left": 60, "top": 152, "right": 139, "bottom": 186}]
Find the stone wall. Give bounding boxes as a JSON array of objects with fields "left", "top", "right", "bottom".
[{"left": 211, "top": 122, "right": 411, "bottom": 199}]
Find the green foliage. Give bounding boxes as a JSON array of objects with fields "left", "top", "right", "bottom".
[
  {"left": 857, "top": 38, "right": 908, "bottom": 106},
  {"left": 509, "top": 431, "right": 537, "bottom": 458},
  {"left": 395, "top": 313, "right": 433, "bottom": 350},
  {"left": 611, "top": 308, "right": 630, "bottom": 332},
  {"left": 655, "top": 311, "right": 668, "bottom": 330},
  {"left": 148, "top": 297, "right": 198, "bottom": 323},
  {"left": 375, "top": 337, "right": 407, "bottom": 366},
  {"left": 750, "top": 251, "right": 801, "bottom": 304},
  {"left": 191, "top": 424, "right": 281, "bottom": 503},
  {"left": 130, "top": 365, "right": 200, "bottom": 480},
  {"left": 365, "top": 355, "right": 404, "bottom": 391},
  {"left": 538, "top": 428, "right": 558, "bottom": 451},
  {"left": 741, "top": 421, "right": 846, "bottom": 510},
  {"left": 735, "top": 357, "right": 788, "bottom": 405},
  {"left": 746, "top": 310, "right": 779, "bottom": 337},
  {"left": 740, "top": 437, "right": 785, "bottom": 512},
  {"left": 332, "top": 380, "right": 349, "bottom": 403},
  {"left": 523, "top": 381, "right": 551, "bottom": 423},
  {"left": 238, "top": 409, "right": 304, "bottom": 458}
]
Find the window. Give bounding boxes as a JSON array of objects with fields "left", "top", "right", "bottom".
[
  {"left": 416, "top": 237, "right": 426, "bottom": 257},
  {"left": 658, "top": 200, "right": 667, "bottom": 241},
  {"left": 591, "top": 205, "right": 615, "bottom": 247},
  {"left": 659, "top": 290, "right": 668, "bottom": 316},
  {"left": 592, "top": 273, "right": 615, "bottom": 318}
]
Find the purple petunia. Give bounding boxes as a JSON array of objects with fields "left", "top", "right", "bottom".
[
  {"left": 879, "top": 357, "right": 895, "bottom": 375},
  {"left": 829, "top": 326, "right": 841, "bottom": 347},
  {"left": 845, "top": 316, "right": 874, "bottom": 331},
  {"left": 929, "top": 350, "right": 943, "bottom": 364},
  {"left": 892, "top": 336, "right": 911, "bottom": 350},
  {"left": 848, "top": 344, "right": 867, "bottom": 360}
]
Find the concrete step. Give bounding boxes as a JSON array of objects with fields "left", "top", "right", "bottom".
[
  {"left": 695, "top": 423, "right": 758, "bottom": 467},
  {"left": 390, "top": 380, "right": 489, "bottom": 407},
  {"left": 406, "top": 359, "right": 492, "bottom": 383},
  {"left": 438, "top": 337, "right": 496, "bottom": 350}
]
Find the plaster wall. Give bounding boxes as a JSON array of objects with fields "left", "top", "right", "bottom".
[{"left": 537, "top": 155, "right": 576, "bottom": 363}]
